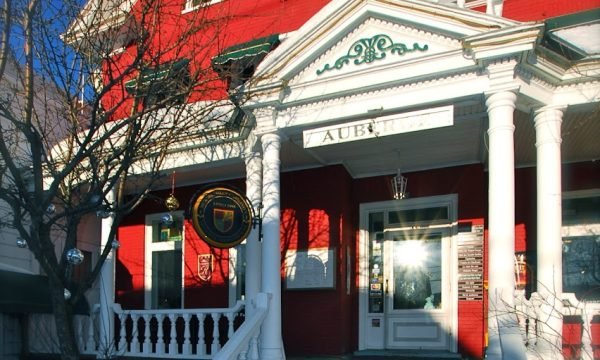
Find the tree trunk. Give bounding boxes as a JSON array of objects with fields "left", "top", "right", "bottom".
[{"left": 49, "top": 278, "right": 80, "bottom": 360}]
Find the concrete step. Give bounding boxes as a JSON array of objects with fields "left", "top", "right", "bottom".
[
  {"left": 353, "top": 350, "right": 463, "bottom": 359},
  {"left": 288, "top": 350, "right": 464, "bottom": 360}
]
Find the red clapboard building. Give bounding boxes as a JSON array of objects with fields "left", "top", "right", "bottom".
[{"left": 65, "top": 0, "right": 600, "bottom": 359}]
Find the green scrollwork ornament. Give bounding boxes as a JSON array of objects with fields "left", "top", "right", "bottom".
[{"left": 316, "top": 34, "right": 429, "bottom": 75}]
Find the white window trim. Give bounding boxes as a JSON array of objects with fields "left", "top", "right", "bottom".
[
  {"left": 144, "top": 211, "right": 185, "bottom": 310},
  {"left": 182, "top": 0, "right": 223, "bottom": 14}
]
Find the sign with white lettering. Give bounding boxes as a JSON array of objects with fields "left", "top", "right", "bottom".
[{"left": 303, "top": 105, "right": 453, "bottom": 148}]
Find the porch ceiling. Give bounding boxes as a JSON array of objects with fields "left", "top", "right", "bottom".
[
  {"left": 279, "top": 101, "right": 600, "bottom": 178},
  {"left": 154, "top": 101, "right": 599, "bottom": 190}
]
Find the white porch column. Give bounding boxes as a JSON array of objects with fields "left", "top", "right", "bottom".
[
  {"left": 98, "top": 187, "right": 116, "bottom": 358},
  {"left": 245, "top": 151, "right": 263, "bottom": 317},
  {"left": 534, "top": 106, "right": 564, "bottom": 358},
  {"left": 485, "top": 90, "right": 527, "bottom": 360},
  {"left": 260, "top": 132, "right": 285, "bottom": 360}
]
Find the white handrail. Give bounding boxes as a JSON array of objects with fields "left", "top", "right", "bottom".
[
  {"left": 110, "top": 300, "right": 246, "bottom": 358},
  {"left": 214, "top": 293, "right": 271, "bottom": 360}
]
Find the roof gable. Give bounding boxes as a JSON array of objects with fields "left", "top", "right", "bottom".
[{"left": 251, "top": 0, "right": 522, "bottom": 89}]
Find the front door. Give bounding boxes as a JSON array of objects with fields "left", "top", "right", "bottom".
[
  {"left": 384, "top": 229, "right": 452, "bottom": 349},
  {"left": 359, "top": 195, "right": 457, "bottom": 352}
]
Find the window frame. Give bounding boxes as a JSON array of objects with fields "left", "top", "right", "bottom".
[
  {"left": 561, "top": 188, "right": 600, "bottom": 301},
  {"left": 144, "top": 211, "right": 185, "bottom": 310},
  {"left": 182, "top": 0, "right": 223, "bottom": 14}
]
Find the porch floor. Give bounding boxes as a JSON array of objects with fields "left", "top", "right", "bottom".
[{"left": 288, "top": 349, "right": 464, "bottom": 360}]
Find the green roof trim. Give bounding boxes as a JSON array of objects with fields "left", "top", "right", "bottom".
[
  {"left": 0, "top": 270, "right": 89, "bottom": 314},
  {"left": 125, "top": 58, "right": 190, "bottom": 94},
  {"left": 542, "top": 9, "right": 600, "bottom": 61},
  {"left": 212, "top": 34, "right": 280, "bottom": 66},
  {"left": 544, "top": 8, "right": 600, "bottom": 32}
]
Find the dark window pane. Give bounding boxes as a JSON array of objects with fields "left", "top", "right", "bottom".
[
  {"left": 389, "top": 206, "right": 449, "bottom": 224},
  {"left": 152, "top": 250, "right": 182, "bottom": 309},
  {"left": 563, "top": 236, "right": 600, "bottom": 301}
]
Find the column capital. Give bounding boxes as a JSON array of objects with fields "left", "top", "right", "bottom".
[
  {"left": 533, "top": 105, "right": 566, "bottom": 118},
  {"left": 534, "top": 105, "right": 564, "bottom": 149},
  {"left": 485, "top": 90, "right": 517, "bottom": 110}
]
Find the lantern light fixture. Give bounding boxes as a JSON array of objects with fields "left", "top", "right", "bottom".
[{"left": 391, "top": 169, "right": 408, "bottom": 200}]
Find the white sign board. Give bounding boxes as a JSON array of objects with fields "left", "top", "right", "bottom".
[
  {"left": 303, "top": 105, "right": 453, "bottom": 148},
  {"left": 285, "top": 247, "right": 335, "bottom": 290}
]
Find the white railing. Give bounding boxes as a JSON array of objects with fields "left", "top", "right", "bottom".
[
  {"left": 27, "top": 307, "right": 100, "bottom": 355},
  {"left": 515, "top": 291, "right": 600, "bottom": 359},
  {"left": 214, "top": 293, "right": 271, "bottom": 360},
  {"left": 111, "top": 300, "right": 245, "bottom": 358}
]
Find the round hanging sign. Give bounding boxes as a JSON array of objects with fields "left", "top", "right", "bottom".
[{"left": 190, "top": 186, "right": 253, "bottom": 249}]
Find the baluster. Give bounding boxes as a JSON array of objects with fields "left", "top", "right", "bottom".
[
  {"left": 156, "top": 314, "right": 165, "bottom": 355},
  {"left": 131, "top": 314, "right": 141, "bottom": 354},
  {"left": 74, "top": 316, "right": 83, "bottom": 352},
  {"left": 117, "top": 314, "right": 127, "bottom": 353},
  {"left": 142, "top": 314, "right": 151, "bottom": 354},
  {"left": 87, "top": 314, "right": 96, "bottom": 353},
  {"left": 581, "top": 305, "right": 593, "bottom": 360},
  {"left": 227, "top": 311, "right": 235, "bottom": 341},
  {"left": 197, "top": 313, "right": 206, "bottom": 356},
  {"left": 182, "top": 313, "right": 192, "bottom": 355},
  {"left": 166, "top": 314, "right": 175, "bottom": 355},
  {"left": 515, "top": 293, "right": 527, "bottom": 344},
  {"left": 211, "top": 312, "right": 221, "bottom": 354},
  {"left": 249, "top": 332, "right": 260, "bottom": 360}
]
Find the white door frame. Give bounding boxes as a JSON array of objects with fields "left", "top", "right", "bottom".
[{"left": 358, "top": 194, "right": 458, "bottom": 352}]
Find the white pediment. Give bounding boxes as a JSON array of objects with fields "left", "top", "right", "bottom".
[
  {"left": 299, "top": 17, "right": 462, "bottom": 83},
  {"left": 250, "top": 0, "right": 521, "bottom": 99}
]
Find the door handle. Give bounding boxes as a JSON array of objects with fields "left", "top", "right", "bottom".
[{"left": 385, "top": 279, "right": 389, "bottom": 294}]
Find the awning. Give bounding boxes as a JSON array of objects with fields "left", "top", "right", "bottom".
[
  {"left": 0, "top": 270, "right": 89, "bottom": 315},
  {"left": 125, "top": 58, "right": 190, "bottom": 94},
  {"left": 212, "top": 34, "right": 280, "bottom": 66}
]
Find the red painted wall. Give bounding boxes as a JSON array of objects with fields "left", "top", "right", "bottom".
[
  {"left": 102, "top": 0, "right": 331, "bottom": 120},
  {"left": 280, "top": 165, "right": 356, "bottom": 355},
  {"left": 502, "top": 0, "right": 600, "bottom": 21},
  {"left": 116, "top": 181, "right": 245, "bottom": 309}
]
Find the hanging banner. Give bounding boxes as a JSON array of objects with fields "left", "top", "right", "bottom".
[{"left": 190, "top": 186, "right": 253, "bottom": 248}]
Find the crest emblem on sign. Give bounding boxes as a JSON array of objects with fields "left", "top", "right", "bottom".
[
  {"left": 198, "top": 254, "right": 213, "bottom": 282},
  {"left": 190, "top": 186, "right": 253, "bottom": 249},
  {"left": 214, "top": 208, "right": 234, "bottom": 233}
]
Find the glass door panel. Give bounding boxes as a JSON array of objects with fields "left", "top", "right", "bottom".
[{"left": 392, "top": 233, "right": 442, "bottom": 310}]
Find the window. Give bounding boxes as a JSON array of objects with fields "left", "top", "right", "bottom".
[
  {"left": 562, "top": 190, "right": 600, "bottom": 301},
  {"left": 145, "top": 212, "right": 184, "bottom": 309},
  {"left": 125, "top": 59, "right": 191, "bottom": 109},
  {"left": 211, "top": 35, "right": 280, "bottom": 91}
]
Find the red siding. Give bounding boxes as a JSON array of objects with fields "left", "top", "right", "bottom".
[
  {"left": 116, "top": 223, "right": 146, "bottom": 308},
  {"left": 116, "top": 181, "right": 245, "bottom": 309},
  {"left": 503, "top": 0, "right": 600, "bottom": 21},
  {"left": 280, "top": 165, "right": 355, "bottom": 355}
]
